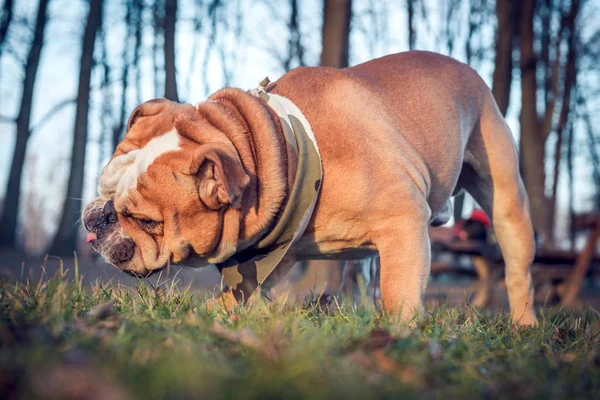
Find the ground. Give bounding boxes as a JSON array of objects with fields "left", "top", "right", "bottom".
[{"left": 1, "top": 269, "right": 599, "bottom": 400}]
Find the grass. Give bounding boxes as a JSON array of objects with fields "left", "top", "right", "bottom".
[{"left": 1, "top": 270, "right": 599, "bottom": 400}]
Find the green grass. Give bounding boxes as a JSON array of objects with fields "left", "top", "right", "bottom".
[{"left": 1, "top": 272, "right": 599, "bottom": 400}]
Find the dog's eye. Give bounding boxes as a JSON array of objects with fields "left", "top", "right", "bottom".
[{"left": 135, "top": 218, "right": 164, "bottom": 235}]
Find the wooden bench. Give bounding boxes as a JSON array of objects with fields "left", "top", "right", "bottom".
[{"left": 429, "top": 224, "right": 600, "bottom": 308}]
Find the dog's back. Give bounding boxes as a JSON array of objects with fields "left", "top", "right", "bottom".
[{"left": 272, "top": 51, "right": 491, "bottom": 216}]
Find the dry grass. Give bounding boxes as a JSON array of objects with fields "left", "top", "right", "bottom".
[{"left": 1, "top": 267, "right": 599, "bottom": 400}]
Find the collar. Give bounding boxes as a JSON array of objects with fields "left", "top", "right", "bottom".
[{"left": 217, "top": 79, "right": 322, "bottom": 300}]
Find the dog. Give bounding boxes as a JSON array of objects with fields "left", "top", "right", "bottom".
[{"left": 82, "top": 51, "right": 536, "bottom": 325}]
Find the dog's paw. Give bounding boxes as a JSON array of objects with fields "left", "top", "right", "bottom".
[
  {"left": 206, "top": 290, "right": 239, "bottom": 312},
  {"left": 512, "top": 310, "right": 537, "bottom": 327}
]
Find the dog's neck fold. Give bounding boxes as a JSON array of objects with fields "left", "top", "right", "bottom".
[{"left": 194, "top": 88, "right": 296, "bottom": 262}]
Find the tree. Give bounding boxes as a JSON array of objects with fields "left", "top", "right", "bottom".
[
  {"left": 164, "top": 0, "right": 179, "bottom": 101},
  {"left": 491, "top": 0, "right": 518, "bottom": 116},
  {"left": 518, "top": 0, "right": 581, "bottom": 245},
  {"left": 284, "top": 0, "right": 305, "bottom": 71},
  {"left": 49, "top": 0, "right": 104, "bottom": 256},
  {"left": 0, "top": 0, "right": 50, "bottom": 249},
  {"left": 442, "top": 0, "right": 462, "bottom": 56},
  {"left": 519, "top": 0, "right": 547, "bottom": 242},
  {"left": 407, "top": 0, "right": 416, "bottom": 50},
  {"left": 308, "top": 0, "right": 353, "bottom": 290},
  {"left": 320, "top": 0, "right": 352, "bottom": 68},
  {"left": 0, "top": 0, "right": 14, "bottom": 59},
  {"left": 548, "top": 0, "right": 579, "bottom": 239},
  {"left": 111, "top": 1, "right": 134, "bottom": 151},
  {"left": 132, "top": 0, "right": 143, "bottom": 105},
  {"left": 152, "top": 0, "right": 163, "bottom": 98}
]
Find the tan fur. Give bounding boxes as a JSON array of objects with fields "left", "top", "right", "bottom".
[{"left": 83, "top": 51, "right": 536, "bottom": 325}]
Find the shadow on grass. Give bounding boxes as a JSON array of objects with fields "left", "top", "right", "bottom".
[{"left": 0, "top": 266, "right": 599, "bottom": 400}]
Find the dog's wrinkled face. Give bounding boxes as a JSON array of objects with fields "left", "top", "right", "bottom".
[{"left": 82, "top": 99, "right": 249, "bottom": 276}]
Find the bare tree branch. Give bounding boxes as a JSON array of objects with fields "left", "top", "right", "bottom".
[
  {"left": 29, "top": 98, "right": 75, "bottom": 134},
  {"left": 0, "top": 0, "right": 14, "bottom": 58}
]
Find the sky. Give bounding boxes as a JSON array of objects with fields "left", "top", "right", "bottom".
[{"left": 0, "top": 0, "right": 598, "bottom": 252}]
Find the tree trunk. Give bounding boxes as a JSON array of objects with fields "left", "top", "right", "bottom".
[
  {"left": 284, "top": 0, "right": 304, "bottom": 71},
  {"left": 444, "top": 0, "right": 461, "bottom": 56},
  {"left": 567, "top": 121, "right": 575, "bottom": 250},
  {"left": 540, "top": 0, "right": 552, "bottom": 106},
  {"left": 320, "top": 0, "right": 352, "bottom": 68},
  {"left": 164, "top": 0, "right": 178, "bottom": 101},
  {"left": 0, "top": 0, "right": 49, "bottom": 249},
  {"left": 492, "top": 0, "right": 517, "bottom": 116},
  {"left": 548, "top": 0, "right": 579, "bottom": 241},
  {"left": 519, "top": 0, "right": 549, "bottom": 243},
  {"left": 132, "top": 0, "right": 143, "bottom": 105},
  {"left": 407, "top": 0, "right": 415, "bottom": 50},
  {"left": 112, "top": 2, "right": 134, "bottom": 151},
  {"left": 49, "top": 0, "right": 103, "bottom": 256}
]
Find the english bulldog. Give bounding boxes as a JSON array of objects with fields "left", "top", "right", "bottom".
[{"left": 82, "top": 51, "right": 537, "bottom": 325}]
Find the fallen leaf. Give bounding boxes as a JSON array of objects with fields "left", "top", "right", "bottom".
[
  {"left": 372, "top": 349, "right": 419, "bottom": 384},
  {"left": 31, "top": 364, "right": 129, "bottom": 400},
  {"left": 345, "top": 328, "right": 397, "bottom": 352},
  {"left": 84, "top": 300, "right": 115, "bottom": 321},
  {"left": 558, "top": 352, "right": 577, "bottom": 363},
  {"left": 210, "top": 322, "right": 279, "bottom": 360},
  {"left": 347, "top": 349, "right": 420, "bottom": 385}
]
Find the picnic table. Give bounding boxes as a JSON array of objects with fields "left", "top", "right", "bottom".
[{"left": 429, "top": 218, "right": 600, "bottom": 308}]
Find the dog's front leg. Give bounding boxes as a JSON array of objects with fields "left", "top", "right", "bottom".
[{"left": 375, "top": 210, "right": 431, "bottom": 323}]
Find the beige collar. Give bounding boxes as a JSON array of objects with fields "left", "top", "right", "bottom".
[{"left": 217, "top": 80, "right": 322, "bottom": 300}]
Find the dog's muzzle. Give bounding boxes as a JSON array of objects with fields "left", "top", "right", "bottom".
[{"left": 83, "top": 200, "right": 136, "bottom": 265}]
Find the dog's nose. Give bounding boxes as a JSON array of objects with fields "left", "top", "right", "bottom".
[{"left": 111, "top": 238, "right": 135, "bottom": 264}]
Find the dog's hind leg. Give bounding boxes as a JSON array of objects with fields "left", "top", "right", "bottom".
[{"left": 460, "top": 95, "right": 536, "bottom": 326}]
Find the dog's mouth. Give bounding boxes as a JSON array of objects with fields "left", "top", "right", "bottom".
[
  {"left": 82, "top": 199, "right": 138, "bottom": 268},
  {"left": 83, "top": 199, "right": 204, "bottom": 277},
  {"left": 122, "top": 265, "right": 165, "bottom": 279}
]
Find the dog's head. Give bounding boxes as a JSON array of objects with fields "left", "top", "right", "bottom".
[{"left": 82, "top": 98, "right": 250, "bottom": 276}]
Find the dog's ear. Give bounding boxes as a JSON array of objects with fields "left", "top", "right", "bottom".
[
  {"left": 127, "top": 98, "right": 172, "bottom": 130},
  {"left": 190, "top": 143, "right": 250, "bottom": 210}
]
